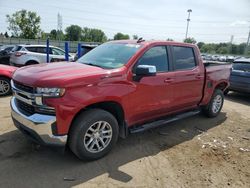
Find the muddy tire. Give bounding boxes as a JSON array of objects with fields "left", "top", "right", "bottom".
[
  {"left": 202, "top": 89, "right": 224, "bottom": 118},
  {"left": 68, "top": 109, "right": 119, "bottom": 160}
]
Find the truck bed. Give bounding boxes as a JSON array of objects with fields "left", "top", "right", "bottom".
[{"left": 200, "top": 62, "right": 232, "bottom": 105}]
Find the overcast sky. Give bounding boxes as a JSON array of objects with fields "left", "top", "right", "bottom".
[{"left": 0, "top": 0, "right": 249, "bottom": 43}]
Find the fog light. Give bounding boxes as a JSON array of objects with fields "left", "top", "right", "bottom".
[{"left": 35, "top": 96, "right": 43, "bottom": 105}]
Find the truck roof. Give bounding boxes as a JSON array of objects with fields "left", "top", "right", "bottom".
[{"left": 109, "top": 40, "right": 197, "bottom": 48}]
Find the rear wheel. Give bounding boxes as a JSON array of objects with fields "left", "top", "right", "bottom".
[
  {"left": 0, "top": 77, "right": 11, "bottom": 96},
  {"left": 69, "top": 109, "right": 119, "bottom": 160},
  {"left": 202, "top": 89, "right": 224, "bottom": 118}
]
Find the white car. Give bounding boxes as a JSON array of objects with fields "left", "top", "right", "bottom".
[{"left": 10, "top": 45, "right": 74, "bottom": 67}]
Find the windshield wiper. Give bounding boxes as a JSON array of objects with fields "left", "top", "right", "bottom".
[{"left": 83, "top": 62, "right": 104, "bottom": 68}]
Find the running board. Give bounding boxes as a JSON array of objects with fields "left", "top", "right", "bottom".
[{"left": 129, "top": 109, "right": 201, "bottom": 134}]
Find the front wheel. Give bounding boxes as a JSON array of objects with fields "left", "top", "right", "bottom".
[
  {"left": 202, "top": 89, "right": 224, "bottom": 118},
  {"left": 0, "top": 77, "right": 11, "bottom": 96},
  {"left": 68, "top": 109, "right": 119, "bottom": 160}
]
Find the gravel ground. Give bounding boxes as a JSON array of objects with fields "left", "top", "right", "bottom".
[{"left": 0, "top": 92, "right": 249, "bottom": 188}]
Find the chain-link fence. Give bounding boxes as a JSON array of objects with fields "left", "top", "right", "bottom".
[{"left": 0, "top": 37, "right": 100, "bottom": 53}]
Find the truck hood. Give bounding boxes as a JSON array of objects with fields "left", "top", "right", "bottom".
[
  {"left": 0, "top": 64, "right": 17, "bottom": 72},
  {"left": 12, "top": 62, "right": 112, "bottom": 87},
  {"left": 0, "top": 65, "right": 17, "bottom": 78}
]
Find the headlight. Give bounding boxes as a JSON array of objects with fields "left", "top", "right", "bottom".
[{"left": 36, "top": 87, "right": 65, "bottom": 97}]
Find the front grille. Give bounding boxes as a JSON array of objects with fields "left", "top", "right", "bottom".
[
  {"left": 13, "top": 81, "right": 34, "bottom": 93},
  {"left": 16, "top": 99, "right": 35, "bottom": 116}
]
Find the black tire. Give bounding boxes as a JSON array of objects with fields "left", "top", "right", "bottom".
[
  {"left": 68, "top": 109, "right": 119, "bottom": 160},
  {"left": 224, "top": 89, "right": 229, "bottom": 96},
  {"left": 0, "top": 77, "right": 11, "bottom": 96},
  {"left": 202, "top": 89, "right": 224, "bottom": 118}
]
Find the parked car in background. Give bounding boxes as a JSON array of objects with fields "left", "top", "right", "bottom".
[
  {"left": 0, "top": 45, "right": 16, "bottom": 65},
  {"left": 226, "top": 55, "right": 235, "bottom": 62},
  {"left": 0, "top": 65, "right": 17, "bottom": 96},
  {"left": 74, "top": 44, "right": 99, "bottom": 61},
  {"left": 219, "top": 55, "right": 226, "bottom": 62},
  {"left": 225, "top": 58, "right": 250, "bottom": 94},
  {"left": 11, "top": 40, "right": 231, "bottom": 160},
  {"left": 10, "top": 45, "right": 74, "bottom": 67},
  {"left": 211, "top": 55, "right": 219, "bottom": 61}
]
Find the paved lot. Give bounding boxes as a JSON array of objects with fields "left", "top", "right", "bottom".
[{"left": 0, "top": 93, "right": 249, "bottom": 188}]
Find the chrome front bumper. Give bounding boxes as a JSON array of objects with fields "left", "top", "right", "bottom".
[{"left": 11, "top": 97, "right": 67, "bottom": 146}]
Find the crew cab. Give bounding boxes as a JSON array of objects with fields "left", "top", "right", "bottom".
[{"left": 10, "top": 40, "right": 231, "bottom": 160}]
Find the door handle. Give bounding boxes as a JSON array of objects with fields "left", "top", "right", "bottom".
[
  {"left": 164, "top": 78, "right": 174, "bottom": 84},
  {"left": 195, "top": 75, "right": 203, "bottom": 79}
]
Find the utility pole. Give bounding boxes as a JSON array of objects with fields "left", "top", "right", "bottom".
[
  {"left": 229, "top": 35, "right": 234, "bottom": 54},
  {"left": 185, "top": 9, "right": 192, "bottom": 39},
  {"left": 245, "top": 27, "right": 250, "bottom": 55},
  {"left": 57, "top": 13, "right": 63, "bottom": 41}
]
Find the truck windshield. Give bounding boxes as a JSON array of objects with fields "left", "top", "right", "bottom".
[{"left": 77, "top": 43, "right": 142, "bottom": 69}]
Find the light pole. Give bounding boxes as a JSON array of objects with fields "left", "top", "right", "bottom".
[{"left": 185, "top": 9, "right": 192, "bottom": 39}]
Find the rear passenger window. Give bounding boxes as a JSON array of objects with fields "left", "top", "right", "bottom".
[
  {"left": 36, "top": 47, "right": 47, "bottom": 54},
  {"left": 173, "top": 46, "right": 196, "bottom": 70},
  {"left": 26, "top": 47, "right": 37, "bottom": 53},
  {"left": 136, "top": 46, "right": 168, "bottom": 72}
]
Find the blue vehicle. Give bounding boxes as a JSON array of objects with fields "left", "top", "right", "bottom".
[{"left": 226, "top": 58, "right": 250, "bottom": 94}]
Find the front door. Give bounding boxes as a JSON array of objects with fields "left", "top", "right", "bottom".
[{"left": 127, "top": 46, "right": 174, "bottom": 125}]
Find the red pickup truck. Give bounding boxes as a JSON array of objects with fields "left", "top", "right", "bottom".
[{"left": 11, "top": 40, "right": 231, "bottom": 160}]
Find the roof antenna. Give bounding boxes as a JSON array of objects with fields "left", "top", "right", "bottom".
[{"left": 137, "top": 37, "right": 145, "bottom": 43}]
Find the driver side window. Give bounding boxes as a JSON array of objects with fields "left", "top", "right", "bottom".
[{"left": 136, "top": 46, "right": 169, "bottom": 72}]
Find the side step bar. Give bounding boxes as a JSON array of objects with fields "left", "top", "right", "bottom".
[{"left": 129, "top": 109, "right": 201, "bottom": 134}]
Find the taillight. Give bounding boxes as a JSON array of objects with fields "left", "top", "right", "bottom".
[{"left": 15, "top": 52, "right": 26, "bottom": 57}]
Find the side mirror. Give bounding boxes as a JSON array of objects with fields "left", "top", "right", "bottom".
[{"left": 135, "top": 65, "right": 156, "bottom": 76}]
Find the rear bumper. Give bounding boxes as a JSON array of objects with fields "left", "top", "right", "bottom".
[{"left": 11, "top": 97, "right": 67, "bottom": 146}]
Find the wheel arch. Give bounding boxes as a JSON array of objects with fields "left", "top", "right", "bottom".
[
  {"left": 214, "top": 81, "right": 229, "bottom": 92},
  {"left": 70, "top": 101, "right": 128, "bottom": 139},
  {"left": 25, "top": 60, "right": 39, "bottom": 65}
]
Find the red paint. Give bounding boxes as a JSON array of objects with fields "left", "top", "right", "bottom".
[
  {"left": 12, "top": 41, "right": 231, "bottom": 135},
  {"left": 0, "top": 65, "right": 17, "bottom": 79}
]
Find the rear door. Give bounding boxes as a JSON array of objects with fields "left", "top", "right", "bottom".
[
  {"left": 128, "top": 45, "right": 175, "bottom": 125},
  {"left": 170, "top": 46, "right": 204, "bottom": 110},
  {"left": 36, "top": 47, "right": 49, "bottom": 63}
]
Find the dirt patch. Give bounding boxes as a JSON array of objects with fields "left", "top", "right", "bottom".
[{"left": 0, "top": 92, "right": 249, "bottom": 188}]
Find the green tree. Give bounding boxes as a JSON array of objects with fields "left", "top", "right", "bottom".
[
  {"left": 166, "top": 38, "right": 174, "bottom": 41},
  {"left": 113, "top": 32, "right": 130, "bottom": 40},
  {"left": 238, "top": 43, "right": 246, "bottom": 55},
  {"left": 49, "top": 29, "right": 57, "bottom": 40},
  {"left": 217, "top": 46, "right": 228, "bottom": 54},
  {"left": 197, "top": 42, "right": 205, "bottom": 49},
  {"left": 82, "top": 27, "right": 107, "bottom": 42},
  {"left": 40, "top": 31, "right": 49, "bottom": 39},
  {"left": 6, "top": 9, "right": 41, "bottom": 38},
  {"left": 65, "top": 25, "right": 82, "bottom": 41},
  {"left": 183, "top": 37, "right": 196, "bottom": 44},
  {"left": 4, "top": 32, "right": 9, "bottom": 38},
  {"left": 48, "top": 29, "right": 64, "bottom": 40}
]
